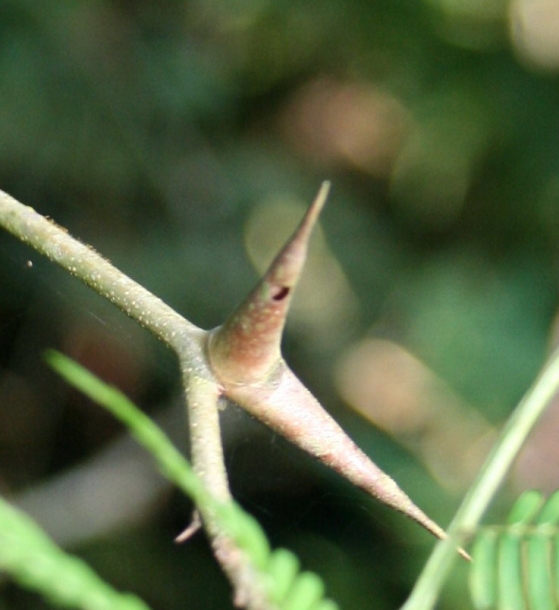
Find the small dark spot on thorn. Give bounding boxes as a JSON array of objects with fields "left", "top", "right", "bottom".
[{"left": 271, "top": 286, "right": 290, "bottom": 301}]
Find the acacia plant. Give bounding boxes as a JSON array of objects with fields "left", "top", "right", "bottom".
[{"left": 0, "top": 182, "right": 463, "bottom": 607}]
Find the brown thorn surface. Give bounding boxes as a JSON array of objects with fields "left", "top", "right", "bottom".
[{"left": 208, "top": 182, "right": 330, "bottom": 384}]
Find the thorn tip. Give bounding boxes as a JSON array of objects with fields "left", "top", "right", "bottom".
[{"left": 306, "top": 181, "right": 331, "bottom": 224}]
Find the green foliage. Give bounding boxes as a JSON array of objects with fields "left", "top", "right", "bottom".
[
  {"left": 45, "top": 350, "right": 208, "bottom": 505},
  {"left": 469, "top": 490, "right": 559, "bottom": 610},
  {"left": 45, "top": 351, "right": 339, "bottom": 610},
  {"left": 0, "top": 497, "right": 150, "bottom": 610}
]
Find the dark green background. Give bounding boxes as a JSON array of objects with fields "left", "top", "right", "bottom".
[{"left": 1, "top": 1, "right": 558, "bottom": 608}]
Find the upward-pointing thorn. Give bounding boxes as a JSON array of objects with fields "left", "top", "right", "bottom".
[{"left": 208, "top": 182, "right": 330, "bottom": 385}]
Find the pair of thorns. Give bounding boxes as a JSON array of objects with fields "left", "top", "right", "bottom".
[{"left": 176, "top": 182, "right": 469, "bottom": 561}]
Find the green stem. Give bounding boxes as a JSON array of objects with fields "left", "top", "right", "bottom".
[
  {"left": 0, "top": 188, "right": 267, "bottom": 608},
  {"left": 0, "top": 189, "right": 200, "bottom": 351},
  {"left": 402, "top": 347, "right": 559, "bottom": 610}
]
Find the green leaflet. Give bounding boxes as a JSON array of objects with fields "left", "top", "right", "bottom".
[
  {"left": 0, "top": 498, "right": 150, "bottom": 610},
  {"left": 469, "top": 490, "right": 559, "bottom": 610}
]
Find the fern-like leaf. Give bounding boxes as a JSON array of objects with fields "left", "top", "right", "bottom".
[{"left": 469, "top": 489, "right": 559, "bottom": 610}]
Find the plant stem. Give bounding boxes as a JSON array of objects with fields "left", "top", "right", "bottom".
[
  {"left": 0, "top": 189, "right": 201, "bottom": 351},
  {"left": 0, "top": 188, "right": 270, "bottom": 608},
  {"left": 401, "top": 347, "right": 559, "bottom": 610},
  {"left": 182, "top": 366, "right": 274, "bottom": 610}
]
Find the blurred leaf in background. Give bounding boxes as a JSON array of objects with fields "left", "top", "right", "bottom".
[{"left": 1, "top": 1, "right": 559, "bottom": 608}]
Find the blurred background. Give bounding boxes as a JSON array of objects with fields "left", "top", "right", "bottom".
[{"left": 1, "top": 1, "right": 559, "bottom": 608}]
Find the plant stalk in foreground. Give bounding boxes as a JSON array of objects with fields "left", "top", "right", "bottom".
[{"left": 402, "top": 346, "right": 559, "bottom": 610}]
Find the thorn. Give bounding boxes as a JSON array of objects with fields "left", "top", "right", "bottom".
[
  {"left": 175, "top": 510, "right": 202, "bottom": 543},
  {"left": 226, "top": 363, "right": 470, "bottom": 560},
  {"left": 458, "top": 546, "right": 472, "bottom": 562},
  {"left": 208, "top": 182, "right": 330, "bottom": 385},
  {"left": 209, "top": 181, "right": 469, "bottom": 558}
]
